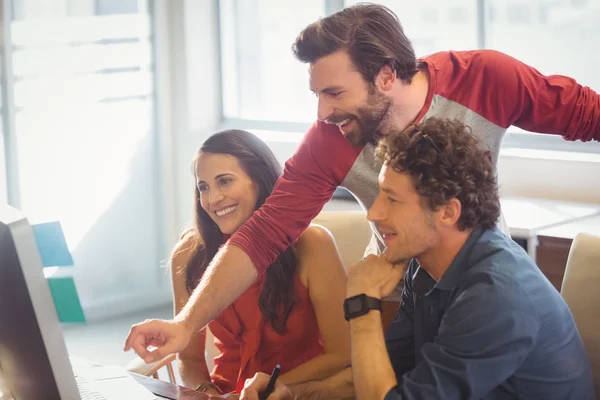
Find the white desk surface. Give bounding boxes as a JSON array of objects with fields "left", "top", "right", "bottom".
[
  {"left": 501, "top": 196, "right": 600, "bottom": 239},
  {"left": 536, "top": 214, "right": 600, "bottom": 240}
]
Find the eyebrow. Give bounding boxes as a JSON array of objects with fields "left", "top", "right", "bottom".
[
  {"left": 381, "top": 186, "right": 398, "bottom": 196},
  {"left": 310, "top": 85, "right": 345, "bottom": 95},
  {"left": 197, "top": 173, "right": 233, "bottom": 184}
]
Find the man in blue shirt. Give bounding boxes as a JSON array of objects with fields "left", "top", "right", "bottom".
[{"left": 241, "top": 117, "right": 594, "bottom": 399}]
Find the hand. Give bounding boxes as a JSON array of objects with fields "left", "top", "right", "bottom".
[
  {"left": 195, "top": 382, "right": 224, "bottom": 397},
  {"left": 240, "top": 372, "right": 293, "bottom": 400},
  {"left": 204, "top": 387, "right": 223, "bottom": 397},
  {"left": 346, "top": 255, "right": 408, "bottom": 299},
  {"left": 123, "top": 318, "right": 193, "bottom": 363}
]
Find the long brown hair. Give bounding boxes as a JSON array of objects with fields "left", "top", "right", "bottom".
[{"left": 183, "top": 130, "right": 298, "bottom": 334}]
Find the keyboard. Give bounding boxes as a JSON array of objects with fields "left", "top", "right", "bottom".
[
  {"left": 70, "top": 357, "right": 158, "bottom": 400},
  {"left": 75, "top": 372, "right": 106, "bottom": 400}
]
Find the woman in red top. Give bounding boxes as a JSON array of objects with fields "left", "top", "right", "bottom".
[{"left": 170, "top": 130, "right": 350, "bottom": 396}]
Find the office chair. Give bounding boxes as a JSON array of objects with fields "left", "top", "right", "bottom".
[{"left": 560, "top": 232, "right": 600, "bottom": 398}]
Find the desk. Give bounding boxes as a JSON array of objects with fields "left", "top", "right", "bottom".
[
  {"left": 131, "top": 373, "right": 216, "bottom": 399},
  {"left": 501, "top": 196, "right": 600, "bottom": 261}
]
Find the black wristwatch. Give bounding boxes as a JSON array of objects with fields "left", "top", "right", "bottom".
[{"left": 343, "top": 294, "right": 382, "bottom": 321}]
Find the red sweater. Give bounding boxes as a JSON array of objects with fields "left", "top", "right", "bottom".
[{"left": 231, "top": 49, "right": 600, "bottom": 274}]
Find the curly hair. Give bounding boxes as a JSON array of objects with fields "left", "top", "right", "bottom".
[{"left": 376, "top": 118, "right": 501, "bottom": 230}]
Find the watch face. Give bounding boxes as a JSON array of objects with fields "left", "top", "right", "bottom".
[
  {"left": 344, "top": 294, "right": 381, "bottom": 320},
  {"left": 346, "top": 297, "right": 365, "bottom": 313}
]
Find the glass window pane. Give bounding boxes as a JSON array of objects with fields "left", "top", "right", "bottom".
[
  {"left": 10, "top": 0, "right": 164, "bottom": 309},
  {"left": 220, "top": 0, "right": 326, "bottom": 123},
  {"left": 485, "top": 0, "right": 599, "bottom": 92},
  {"left": 344, "top": 0, "right": 479, "bottom": 57}
]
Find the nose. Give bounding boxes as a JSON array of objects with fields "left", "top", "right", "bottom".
[
  {"left": 367, "top": 194, "right": 386, "bottom": 223},
  {"left": 208, "top": 188, "right": 224, "bottom": 207},
  {"left": 317, "top": 97, "right": 334, "bottom": 122}
]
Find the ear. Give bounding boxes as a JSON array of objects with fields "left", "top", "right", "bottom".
[
  {"left": 439, "top": 198, "right": 462, "bottom": 227},
  {"left": 375, "top": 64, "right": 396, "bottom": 92}
]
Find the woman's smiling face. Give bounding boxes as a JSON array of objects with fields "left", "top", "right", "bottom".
[{"left": 195, "top": 152, "right": 259, "bottom": 235}]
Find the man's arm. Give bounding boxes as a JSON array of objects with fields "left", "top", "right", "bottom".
[
  {"left": 288, "top": 368, "right": 355, "bottom": 400},
  {"left": 343, "top": 257, "right": 415, "bottom": 400},
  {"left": 504, "top": 52, "right": 600, "bottom": 141},
  {"left": 350, "top": 311, "right": 398, "bottom": 399},
  {"left": 442, "top": 49, "right": 600, "bottom": 141}
]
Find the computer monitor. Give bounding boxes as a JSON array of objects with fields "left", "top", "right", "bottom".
[{"left": 0, "top": 205, "right": 80, "bottom": 399}]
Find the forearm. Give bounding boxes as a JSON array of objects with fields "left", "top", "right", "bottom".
[
  {"left": 280, "top": 353, "right": 350, "bottom": 386},
  {"left": 177, "top": 357, "right": 212, "bottom": 389},
  {"left": 289, "top": 367, "right": 354, "bottom": 400},
  {"left": 175, "top": 244, "right": 258, "bottom": 332},
  {"left": 561, "top": 86, "right": 600, "bottom": 142},
  {"left": 350, "top": 311, "right": 397, "bottom": 400}
]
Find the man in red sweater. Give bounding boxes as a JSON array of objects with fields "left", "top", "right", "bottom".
[{"left": 125, "top": 4, "right": 600, "bottom": 366}]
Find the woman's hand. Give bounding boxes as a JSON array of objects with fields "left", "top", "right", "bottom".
[
  {"left": 196, "top": 381, "right": 224, "bottom": 397},
  {"left": 240, "top": 372, "right": 293, "bottom": 400}
]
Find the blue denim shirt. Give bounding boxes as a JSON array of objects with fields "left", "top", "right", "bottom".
[{"left": 384, "top": 228, "right": 594, "bottom": 400}]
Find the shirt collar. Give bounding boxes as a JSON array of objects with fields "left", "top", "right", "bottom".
[{"left": 430, "top": 227, "right": 486, "bottom": 291}]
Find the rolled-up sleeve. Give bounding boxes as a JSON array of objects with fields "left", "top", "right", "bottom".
[{"left": 393, "top": 279, "right": 540, "bottom": 400}]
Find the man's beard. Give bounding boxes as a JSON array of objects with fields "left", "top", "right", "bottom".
[{"left": 343, "top": 86, "right": 394, "bottom": 146}]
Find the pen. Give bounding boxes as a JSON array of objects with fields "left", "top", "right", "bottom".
[{"left": 258, "top": 364, "right": 281, "bottom": 400}]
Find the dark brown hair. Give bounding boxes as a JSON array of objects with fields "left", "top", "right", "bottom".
[
  {"left": 293, "top": 3, "right": 418, "bottom": 84},
  {"left": 181, "top": 130, "right": 298, "bottom": 334},
  {"left": 376, "top": 118, "right": 501, "bottom": 230}
]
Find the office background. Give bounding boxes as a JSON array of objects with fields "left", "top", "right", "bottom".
[{"left": 1, "top": 0, "right": 599, "bottom": 328}]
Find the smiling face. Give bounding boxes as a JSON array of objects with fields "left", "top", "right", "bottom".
[
  {"left": 367, "top": 164, "right": 441, "bottom": 263},
  {"left": 195, "top": 152, "right": 259, "bottom": 235},
  {"left": 309, "top": 50, "right": 394, "bottom": 146}
]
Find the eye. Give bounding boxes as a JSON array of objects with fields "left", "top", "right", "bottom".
[
  {"left": 198, "top": 183, "right": 208, "bottom": 192},
  {"left": 219, "top": 177, "right": 233, "bottom": 185},
  {"left": 387, "top": 196, "right": 397, "bottom": 204},
  {"left": 329, "top": 91, "right": 342, "bottom": 98}
]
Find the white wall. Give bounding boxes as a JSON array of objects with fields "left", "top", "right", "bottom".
[{"left": 498, "top": 152, "right": 600, "bottom": 204}]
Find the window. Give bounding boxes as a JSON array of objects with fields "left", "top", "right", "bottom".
[
  {"left": 486, "top": 0, "right": 599, "bottom": 94},
  {"left": 345, "top": 0, "right": 478, "bottom": 58},
  {"left": 486, "top": 0, "right": 600, "bottom": 152},
  {"left": 220, "top": 0, "right": 325, "bottom": 123},
  {"left": 220, "top": 0, "right": 478, "bottom": 125},
  {"left": 2, "top": 0, "right": 168, "bottom": 318},
  {"left": 219, "top": 0, "right": 600, "bottom": 153},
  {"left": 10, "top": 0, "right": 155, "bottom": 230}
]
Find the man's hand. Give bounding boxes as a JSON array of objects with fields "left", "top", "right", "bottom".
[
  {"left": 347, "top": 255, "right": 408, "bottom": 299},
  {"left": 123, "top": 318, "right": 193, "bottom": 363},
  {"left": 240, "top": 372, "right": 294, "bottom": 400}
]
